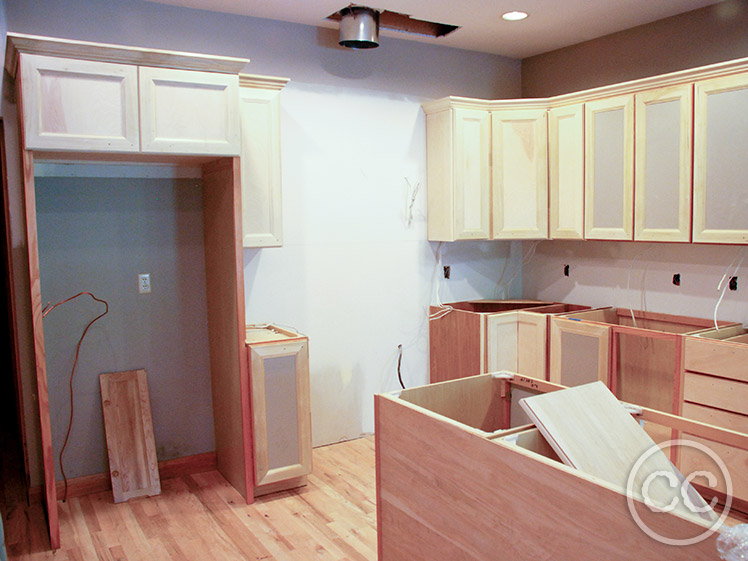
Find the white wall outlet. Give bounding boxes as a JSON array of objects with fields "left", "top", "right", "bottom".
[{"left": 138, "top": 273, "right": 151, "bottom": 294}]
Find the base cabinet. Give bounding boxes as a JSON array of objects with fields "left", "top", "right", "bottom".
[{"left": 246, "top": 326, "right": 312, "bottom": 497}]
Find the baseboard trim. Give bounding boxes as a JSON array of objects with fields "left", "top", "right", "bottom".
[{"left": 29, "top": 451, "right": 217, "bottom": 502}]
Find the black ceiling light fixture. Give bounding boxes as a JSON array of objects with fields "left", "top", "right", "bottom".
[{"left": 329, "top": 5, "right": 460, "bottom": 50}]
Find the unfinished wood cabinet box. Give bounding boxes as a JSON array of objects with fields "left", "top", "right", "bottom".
[
  {"left": 10, "top": 33, "right": 245, "bottom": 156},
  {"left": 376, "top": 373, "right": 745, "bottom": 560},
  {"left": 238, "top": 74, "right": 289, "bottom": 248},
  {"left": 246, "top": 325, "right": 312, "bottom": 497},
  {"left": 549, "top": 307, "right": 736, "bottom": 414},
  {"left": 428, "top": 299, "right": 590, "bottom": 383},
  {"left": 679, "top": 329, "right": 748, "bottom": 512}
]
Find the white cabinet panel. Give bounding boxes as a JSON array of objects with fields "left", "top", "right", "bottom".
[
  {"left": 139, "top": 66, "right": 240, "bottom": 155},
  {"left": 491, "top": 109, "right": 548, "bottom": 239},
  {"left": 19, "top": 54, "right": 139, "bottom": 152},
  {"left": 694, "top": 73, "right": 748, "bottom": 244},
  {"left": 585, "top": 96, "right": 634, "bottom": 240},
  {"left": 549, "top": 104, "right": 584, "bottom": 239},
  {"left": 634, "top": 85, "right": 692, "bottom": 242}
]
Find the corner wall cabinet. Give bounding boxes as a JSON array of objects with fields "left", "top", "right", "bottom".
[
  {"left": 424, "top": 58, "right": 748, "bottom": 245},
  {"left": 246, "top": 326, "right": 312, "bottom": 496},
  {"left": 239, "top": 74, "right": 289, "bottom": 248},
  {"left": 423, "top": 101, "right": 490, "bottom": 241},
  {"left": 6, "top": 33, "right": 261, "bottom": 550}
]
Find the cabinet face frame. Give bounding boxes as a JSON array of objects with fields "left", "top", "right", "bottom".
[
  {"left": 139, "top": 66, "right": 240, "bottom": 156},
  {"left": 249, "top": 339, "right": 312, "bottom": 489},
  {"left": 490, "top": 109, "right": 548, "bottom": 240},
  {"left": 549, "top": 317, "right": 610, "bottom": 387},
  {"left": 548, "top": 103, "right": 585, "bottom": 239},
  {"left": 584, "top": 95, "right": 634, "bottom": 240},
  {"left": 239, "top": 84, "right": 284, "bottom": 248},
  {"left": 634, "top": 85, "right": 693, "bottom": 242},
  {"left": 19, "top": 53, "right": 140, "bottom": 152},
  {"left": 693, "top": 72, "right": 748, "bottom": 244}
]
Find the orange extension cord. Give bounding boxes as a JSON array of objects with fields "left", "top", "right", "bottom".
[{"left": 42, "top": 292, "right": 109, "bottom": 502}]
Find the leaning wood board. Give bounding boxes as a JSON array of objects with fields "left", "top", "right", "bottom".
[
  {"left": 519, "top": 381, "right": 716, "bottom": 524},
  {"left": 99, "top": 370, "right": 161, "bottom": 503}
]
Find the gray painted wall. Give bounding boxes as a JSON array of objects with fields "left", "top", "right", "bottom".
[{"left": 36, "top": 175, "right": 213, "bottom": 478}]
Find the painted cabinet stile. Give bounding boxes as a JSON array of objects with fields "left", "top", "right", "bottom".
[
  {"left": 634, "top": 84, "right": 693, "bottom": 242},
  {"left": 693, "top": 72, "right": 748, "bottom": 244},
  {"left": 548, "top": 103, "right": 584, "bottom": 239},
  {"left": 491, "top": 108, "right": 548, "bottom": 239},
  {"left": 584, "top": 95, "right": 634, "bottom": 240}
]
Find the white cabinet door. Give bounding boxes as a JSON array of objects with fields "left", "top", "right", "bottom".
[
  {"left": 634, "top": 85, "right": 692, "bottom": 242},
  {"left": 585, "top": 95, "right": 634, "bottom": 240},
  {"left": 485, "top": 312, "right": 518, "bottom": 373},
  {"left": 549, "top": 104, "right": 584, "bottom": 239},
  {"left": 19, "top": 53, "right": 139, "bottom": 152},
  {"left": 239, "top": 84, "right": 284, "bottom": 248},
  {"left": 426, "top": 107, "right": 490, "bottom": 241},
  {"left": 139, "top": 67, "right": 240, "bottom": 155},
  {"left": 694, "top": 73, "right": 748, "bottom": 244},
  {"left": 491, "top": 109, "right": 548, "bottom": 239}
]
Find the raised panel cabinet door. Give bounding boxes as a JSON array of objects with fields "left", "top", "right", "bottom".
[
  {"left": 19, "top": 53, "right": 139, "bottom": 152},
  {"left": 426, "top": 107, "right": 490, "bottom": 241},
  {"left": 585, "top": 95, "right": 634, "bottom": 240},
  {"left": 549, "top": 317, "right": 610, "bottom": 387},
  {"left": 549, "top": 104, "right": 584, "bottom": 239},
  {"left": 249, "top": 339, "right": 312, "bottom": 490},
  {"left": 634, "top": 85, "right": 693, "bottom": 242},
  {"left": 516, "top": 311, "right": 549, "bottom": 379},
  {"left": 694, "top": 73, "right": 748, "bottom": 244},
  {"left": 139, "top": 66, "right": 240, "bottom": 155},
  {"left": 485, "top": 312, "right": 518, "bottom": 373},
  {"left": 239, "top": 84, "right": 284, "bottom": 247},
  {"left": 491, "top": 109, "right": 548, "bottom": 239}
]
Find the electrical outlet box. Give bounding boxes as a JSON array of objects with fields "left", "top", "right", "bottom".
[{"left": 138, "top": 273, "right": 151, "bottom": 294}]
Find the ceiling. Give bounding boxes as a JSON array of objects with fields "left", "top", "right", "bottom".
[{"left": 145, "top": 0, "right": 724, "bottom": 59}]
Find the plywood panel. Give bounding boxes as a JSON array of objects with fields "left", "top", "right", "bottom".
[
  {"left": 376, "top": 393, "right": 720, "bottom": 561},
  {"left": 519, "top": 382, "right": 715, "bottom": 524},
  {"left": 429, "top": 306, "right": 482, "bottom": 382},
  {"left": 99, "top": 370, "right": 161, "bottom": 503},
  {"left": 683, "top": 373, "right": 748, "bottom": 414},
  {"left": 684, "top": 336, "right": 748, "bottom": 382}
]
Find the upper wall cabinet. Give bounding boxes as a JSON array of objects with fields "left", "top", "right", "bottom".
[
  {"left": 139, "top": 67, "right": 240, "bottom": 155},
  {"left": 238, "top": 75, "right": 289, "bottom": 248},
  {"left": 634, "top": 85, "right": 693, "bottom": 242},
  {"left": 584, "top": 95, "right": 634, "bottom": 241},
  {"left": 424, "top": 102, "right": 491, "bottom": 241},
  {"left": 15, "top": 46, "right": 245, "bottom": 157},
  {"left": 491, "top": 109, "right": 548, "bottom": 239},
  {"left": 548, "top": 104, "right": 584, "bottom": 239},
  {"left": 19, "top": 54, "right": 140, "bottom": 152},
  {"left": 694, "top": 73, "right": 748, "bottom": 244}
]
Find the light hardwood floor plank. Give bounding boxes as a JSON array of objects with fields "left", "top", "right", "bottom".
[{"left": 6, "top": 438, "right": 376, "bottom": 561}]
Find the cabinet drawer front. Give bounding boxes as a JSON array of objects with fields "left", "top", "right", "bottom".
[
  {"left": 683, "top": 372, "right": 748, "bottom": 415},
  {"left": 139, "top": 66, "right": 240, "bottom": 155},
  {"left": 679, "top": 434, "right": 748, "bottom": 497},
  {"left": 684, "top": 337, "right": 748, "bottom": 382},
  {"left": 20, "top": 54, "right": 139, "bottom": 152}
]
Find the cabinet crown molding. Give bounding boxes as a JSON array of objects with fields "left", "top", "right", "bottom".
[
  {"left": 239, "top": 73, "right": 290, "bottom": 91},
  {"left": 5, "top": 32, "right": 250, "bottom": 78},
  {"left": 422, "top": 55, "right": 748, "bottom": 111}
]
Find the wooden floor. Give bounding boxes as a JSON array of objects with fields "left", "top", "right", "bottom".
[{"left": 4, "top": 437, "right": 377, "bottom": 561}]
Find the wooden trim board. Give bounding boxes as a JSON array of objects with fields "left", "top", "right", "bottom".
[{"left": 99, "top": 370, "right": 161, "bottom": 503}]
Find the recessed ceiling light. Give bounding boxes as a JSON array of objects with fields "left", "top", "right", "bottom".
[{"left": 502, "top": 11, "right": 528, "bottom": 21}]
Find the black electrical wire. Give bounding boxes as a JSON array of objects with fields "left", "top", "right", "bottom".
[{"left": 397, "top": 344, "right": 405, "bottom": 389}]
